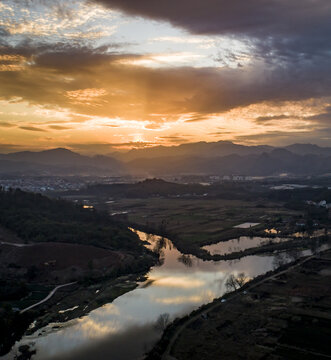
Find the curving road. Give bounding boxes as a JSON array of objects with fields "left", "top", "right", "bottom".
[
  {"left": 0, "top": 241, "right": 77, "bottom": 314},
  {"left": 20, "top": 282, "right": 77, "bottom": 314},
  {"left": 0, "top": 241, "right": 33, "bottom": 247}
]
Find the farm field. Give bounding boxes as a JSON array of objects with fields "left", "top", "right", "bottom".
[{"left": 106, "top": 197, "right": 303, "bottom": 254}]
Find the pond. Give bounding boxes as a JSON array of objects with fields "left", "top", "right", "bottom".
[
  {"left": 203, "top": 236, "right": 290, "bottom": 256},
  {"left": 2, "top": 230, "right": 318, "bottom": 360}
]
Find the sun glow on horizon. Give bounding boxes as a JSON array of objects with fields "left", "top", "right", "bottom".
[{"left": 0, "top": 0, "right": 330, "bottom": 153}]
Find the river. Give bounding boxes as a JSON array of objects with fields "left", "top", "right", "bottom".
[{"left": 3, "top": 230, "right": 317, "bottom": 360}]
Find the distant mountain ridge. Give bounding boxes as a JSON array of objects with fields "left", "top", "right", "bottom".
[
  {"left": 284, "top": 143, "right": 331, "bottom": 156},
  {"left": 110, "top": 141, "right": 331, "bottom": 161},
  {"left": 0, "top": 148, "right": 125, "bottom": 176},
  {"left": 110, "top": 141, "right": 274, "bottom": 161},
  {"left": 127, "top": 150, "right": 331, "bottom": 176},
  {"left": 0, "top": 142, "right": 331, "bottom": 176}
]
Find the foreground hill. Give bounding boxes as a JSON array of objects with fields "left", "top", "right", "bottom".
[
  {"left": 0, "top": 188, "right": 136, "bottom": 249},
  {"left": 0, "top": 242, "right": 128, "bottom": 284},
  {"left": 0, "top": 188, "right": 157, "bottom": 355},
  {"left": 0, "top": 188, "right": 155, "bottom": 282}
]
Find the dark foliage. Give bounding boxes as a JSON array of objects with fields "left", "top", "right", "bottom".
[
  {"left": 0, "top": 187, "right": 143, "bottom": 252},
  {"left": 0, "top": 281, "right": 28, "bottom": 301},
  {"left": 71, "top": 178, "right": 259, "bottom": 201},
  {"left": 0, "top": 305, "right": 34, "bottom": 356}
]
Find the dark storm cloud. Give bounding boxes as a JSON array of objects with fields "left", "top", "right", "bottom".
[
  {"left": 0, "top": 41, "right": 124, "bottom": 69},
  {"left": 92, "top": 0, "right": 331, "bottom": 72},
  {"left": 0, "top": 41, "right": 330, "bottom": 121},
  {"left": 91, "top": 0, "right": 330, "bottom": 39},
  {"left": 2, "top": 2, "right": 331, "bottom": 119}
]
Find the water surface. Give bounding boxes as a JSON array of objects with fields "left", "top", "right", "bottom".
[
  {"left": 203, "top": 236, "right": 289, "bottom": 256},
  {"left": 3, "top": 231, "right": 313, "bottom": 360}
]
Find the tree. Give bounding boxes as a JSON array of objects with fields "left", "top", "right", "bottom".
[
  {"left": 225, "top": 272, "right": 248, "bottom": 292},
  {"left": 178, "top": 254, "right": 193, "bottom": 267},
  {"left": 155, "top": 313, "right": 170, "bottom": 331},
  {"left": 236, "top": 272, "right": 248, "bottom": 287}
]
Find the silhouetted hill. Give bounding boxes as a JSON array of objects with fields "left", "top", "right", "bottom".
[
  {"left": 80, "top": 178, "right": 208, "bottom": 198},
  {"left": 1, "top": 142, "right": 331, "bottom": 176},
  {"left": 127, "top": 150, "right": 331, "bottom": 176},
  {"left": 111, "top": 141, "right": 274, "bottom": 161},
  {"left": 0, "top": 148, "right": 126, "bottom": 175},
  {"left": 5, "top": 148, "right": 83, "bottom": 165},
  {"left": 285, "top": 143, "right": 331, "bottom": 156}
]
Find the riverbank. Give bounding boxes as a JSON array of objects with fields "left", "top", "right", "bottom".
[
  {"left": 105, "top": 196, "right": 304, "bottom": 252},
  {"left": 146, "top": 247, "right": 331, "bottom": 360},
  {"left": 0, "top": 205, "right": 158, "bottom": 357},
  {"left": 25, "top": 271, "right": 149, "bottom": 335},
  {"left": 2, "top": 271, "right": 149, "bottom": 359},
  {"left": 130, "top": 221, "right": 329, "bottom": 261},
  {"left": 4, "top": 229, "right": 302, "bottom": 360}
]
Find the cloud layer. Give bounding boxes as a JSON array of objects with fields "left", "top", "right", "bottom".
[
  {"left": 0, "top": 0, "right": 330, "bottom": 149},
  {"left": 93, "top": 0, "right": 330, "bottom": 37},
  {"left": 0, "top": 41, "right": 330, "bottom": 120}
]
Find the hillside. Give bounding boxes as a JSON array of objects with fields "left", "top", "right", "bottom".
[
  {"left": 0, "top": 188, "right": 145, "bottom": 252},
  {"left": 0, "top": 188, "right": 157, "bottom": 356}
]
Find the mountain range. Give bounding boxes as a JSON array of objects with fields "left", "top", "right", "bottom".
[
  {"left": 0, "top": 148, "right": 124, "bottom": 176},
  {"left": 0, "top": 141, "right": 331, "bottom": 176}
]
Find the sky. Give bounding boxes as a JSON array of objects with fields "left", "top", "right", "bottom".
[{"left": 0, "top": 0, "right": 330, "bottom": 154}]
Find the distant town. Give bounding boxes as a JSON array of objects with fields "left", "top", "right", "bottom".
[{"left": 1, "top": 173, "right": 331, "bottom": 194}]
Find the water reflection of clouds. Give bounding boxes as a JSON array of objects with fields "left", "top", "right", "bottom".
[
  {"left": 203, "top": 236, "right": 288, "bottom": 256},
  {"left": 93, "top": 303, "right": 119, "bottom": 316},
  {"left": 153, "top": 295, "right": 204, "bottom": 305},
  {"left": 150, "top": 275, "right": 205, "bottom": 288},
  {"left": 6, "top": 231, "right": 281, "bottom": 360},
  {"left": 78, "top": 318, "right": 117, "bottom": 338}
]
